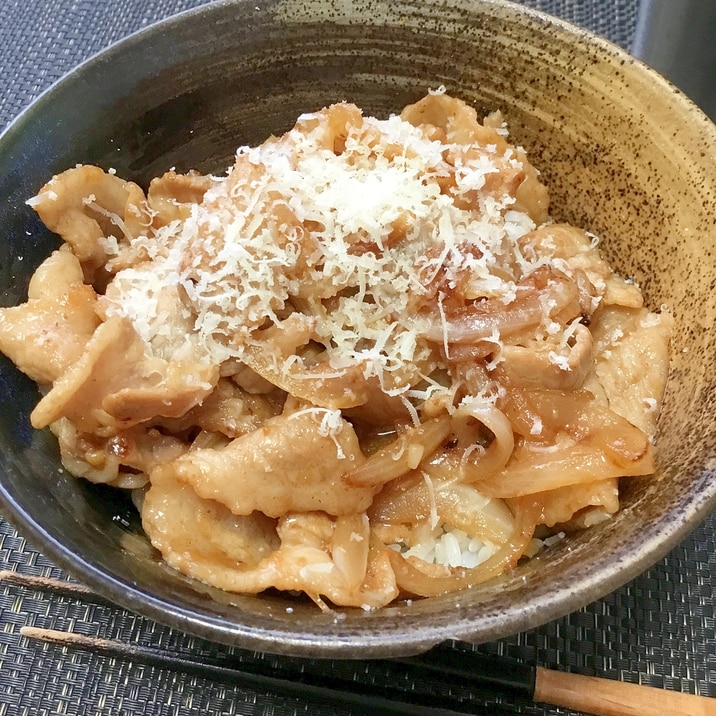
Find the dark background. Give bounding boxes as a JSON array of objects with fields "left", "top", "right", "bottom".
[{"left": 0, "top": 2, "right": 713, "bottom": 715}]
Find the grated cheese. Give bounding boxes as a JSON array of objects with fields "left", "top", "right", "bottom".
[
  {"left": 548, "top": 350, "right": 572, "bottom": 371},
  {"left": 287, "top": 407, "right": 346, "bottom": 459},
  {"left": 103, "top": 103, "right": 549, "bottom": 396},
  {"left": 422, "top": 471, "right": 440, "bottom": 530}
]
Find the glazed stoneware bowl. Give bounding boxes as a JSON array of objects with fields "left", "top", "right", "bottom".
[{"left": 0, "top": 0, "right": 714, "bottom": 658}]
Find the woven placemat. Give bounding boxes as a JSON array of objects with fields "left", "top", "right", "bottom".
[{"left": 0, "top": 2, "right": 714, "bottom": 715}]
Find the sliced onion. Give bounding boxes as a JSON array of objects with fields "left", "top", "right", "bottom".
[
  {"left": 385, "top": 495, "right": 542, "bottom": 597},
  {"left": 331, "top": 513, "right": 370, "bottom": 592},
  {"left": 474, "top": 433, "right": 654, "bottom": 498},
  {"left": 344, "top": 414, "right": 452, "bottom": 487},
  {"left": 420, "top": 266, "right": 583, "bottom": 345},
  {"left": 421, "top": 300, "right": 543, "bottom": 344}
]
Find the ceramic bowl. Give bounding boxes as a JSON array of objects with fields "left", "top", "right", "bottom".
[{"left": 0, "top": 0, "right": 714, "bottom": 658}]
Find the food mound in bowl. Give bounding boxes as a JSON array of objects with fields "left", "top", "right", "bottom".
[{"left": 0, "top": 91, "right": 672, "bottom": 610}]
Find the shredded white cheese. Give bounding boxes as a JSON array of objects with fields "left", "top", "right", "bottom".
[{"left": 102, "top": 104, "right": 547, "bottom": 395}]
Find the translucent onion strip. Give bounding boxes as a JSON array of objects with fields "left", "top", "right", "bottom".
[
  {"left": 474, "top": 435, "right": 654, "bottom": 498},
  {"left": 243, "top": 343, "right": 370, "bottom": 409},
  {"left": 370, "top": 474, "right": 515, "bottom": 545},
  {"left": 330, "top": 513, "right": 371, "bottom": 592},
  {"left": 421, "top": 300, "right": 543, "bottom": 344},
  {"left": 344, "top": 415, "right": 452, "bottom": 487},
  {"left": 385, "top": 495, "right": 542, "bottom": 597}
]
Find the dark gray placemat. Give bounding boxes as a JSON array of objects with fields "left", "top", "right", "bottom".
[{"left": 0, "top": 2, "right": 713, "bottom": 715}]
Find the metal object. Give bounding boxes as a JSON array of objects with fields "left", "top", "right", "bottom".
[{"left": 632, "top": 0, "right": 716, "bottom": 119}]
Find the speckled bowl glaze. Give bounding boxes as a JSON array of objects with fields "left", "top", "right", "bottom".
[{"left": 0, "top": 0, "right": 714, "bottom": 658}]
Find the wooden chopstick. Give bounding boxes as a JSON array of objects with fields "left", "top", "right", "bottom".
[
  {"left": 4, "top": 570, "right": 715, "bottom": 716},
  {"left": 533, "top": 666, "right": 715, "bottom": 716},
  {"left": 19, "top": 625, "right": 492, "bottom": 716},
  {"left": 0, "top": 570, "right": 102, "bottom": 600},
  {"left": 406, "top": 642, "right": 716, "bottom": 716}
]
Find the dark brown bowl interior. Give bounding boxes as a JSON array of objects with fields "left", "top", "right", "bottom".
[{"left": 0, "top": 0, "right": 714, "bottom": 657}]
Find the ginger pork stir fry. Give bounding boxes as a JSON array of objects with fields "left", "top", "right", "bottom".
[{"left": 0, "top": 92, "right": 672, "bottom": 609}]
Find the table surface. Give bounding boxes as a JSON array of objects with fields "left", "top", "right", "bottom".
[{"left": 0, "top": 2, "right": 714, "bottom": 715}]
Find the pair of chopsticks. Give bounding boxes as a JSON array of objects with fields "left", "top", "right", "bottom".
[{"left": 2, "top": 570, "right": 714, "bottom": 716}]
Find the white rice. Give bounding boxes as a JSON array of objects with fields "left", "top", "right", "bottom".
[
  {"left": 388, "top": 523, "right": 499, "bottom": 569},
  {"left": 389, "top": 525, "right": 567, "bottom": 569}
]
